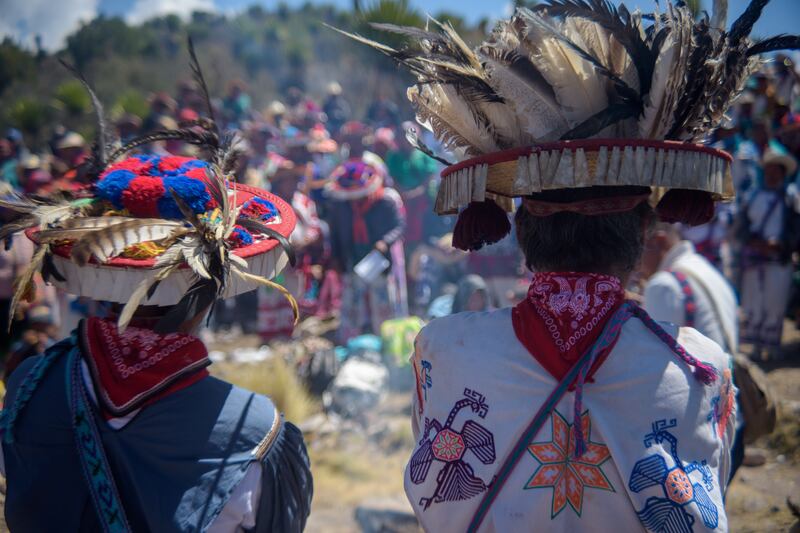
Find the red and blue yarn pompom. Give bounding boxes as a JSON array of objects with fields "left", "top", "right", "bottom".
[
  {"left": 229, "top": 225, "right": 254, "bottom": 248},
  {"left": 240, "top": 197, "right": 278, "bottom": 223},
  {"left": 96, "top": 155, "right": 216, "bottom": 219}
]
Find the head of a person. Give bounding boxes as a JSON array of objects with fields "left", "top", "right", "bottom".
[
  {"left": 639, "top": 222, "right": 682, "bottom": 279},
  {"left": 515, "top": 186, "right": 654, "bottom": 283},
  {"left": 452, "top": 275, "right": 491, "bottom": 314},
  {"left": 54, "top": 132, "right": 87, "bottom": 166},
  {"left": 271, "top": 166, "right": 301, "bottom": 201}
]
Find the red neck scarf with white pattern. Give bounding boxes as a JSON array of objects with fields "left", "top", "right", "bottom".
[
  {"left": 512, "top": 272, "right": 625, "bottom": 382},
  {"left": 80, "top": 317, "right": 210, "bottom": 419}
]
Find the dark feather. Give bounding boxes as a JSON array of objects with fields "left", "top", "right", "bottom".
[
  {"left": 236, "top": 218, "right": 296, "bottom": 267},
  {"left": 668, "top": 19, "right": 716, "bottom": 138},
  {"left": 58, "top": 58, "right": 110, "bottom": 179},
  {"left": 559, "top": 101, "right": 640, "bottom": 140},
  {"left": 107, "top": 128, "right": 220, "bottom": 164},
  {"left": 747, "top": 34, "right": 800, "bottom": 56},
  {"left": 479, "top": 41, "right": 558, "bottom": 103},
  {"left": 187, "top": 37, "right": 218, "bottom": 133},
  {"left": 536, "top": 0, "right": 657, "bottom": 96},
  {"left": 0, "top": 216, "right": 38, "bottom": 241},
  {"left": 523, "top": 12, "right": 642, "bottom": 107},
  {"left": 728, "top": 0, "right": 770, "bottom": 48},
  {"left": 146, "top": 279, "right": 162, "bottom": 300},
  {"left": 41, "top": 251, "right": 66, "bottom": 283},
  {"left": 154, "top": 277, "right": 217, "bottom": 334},
  {"left": 404, "top": 126, "right": 453, "bottom": 166}
]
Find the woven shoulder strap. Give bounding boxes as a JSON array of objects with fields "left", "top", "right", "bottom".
[
  {"left": 66, "top": 349, "right": 132, "bottom": 533},
  {"left": 667, "top": 270, "right": 696, "bottom": 328},
  {"left": 466, "top": 302, "right": 636, "bottom": 532}
]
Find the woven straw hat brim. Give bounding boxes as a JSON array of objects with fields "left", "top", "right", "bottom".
[{"left": 435, "top": 139, "right": 733, "bottom": 215}]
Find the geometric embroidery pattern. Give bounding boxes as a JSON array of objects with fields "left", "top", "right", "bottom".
[
  {"left": 708, "top": 368, "right": 735, "bottom": 440},
  {"left": 409, "top": 388, "right": 496, "bottom": 510},
  {"left": 524, "top": 409, "right": 614, "bottom": 518},
  {"left": 629, "top": 419, "right": 719, "bottom": 532}
]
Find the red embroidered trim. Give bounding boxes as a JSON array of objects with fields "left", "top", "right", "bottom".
[
  {"left": 522, "top": 194, "right": 650, "bottom": 217},
  {"left": 513, "top": 272, "right": 625, "bottom": 382},
  {"left": 80, "top": 318, "right": 210, "bottom": 417}
]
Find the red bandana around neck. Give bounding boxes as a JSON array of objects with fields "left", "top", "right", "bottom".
[
  {"left": 512, "top": 272, "right": 625, "bottom": 382},
  {"left": 80, "top": 317, "right": 211, "bottom": 418}
]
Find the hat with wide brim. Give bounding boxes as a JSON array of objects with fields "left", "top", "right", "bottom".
[
  {"left": 27, "top": 182, "right": 295, "bottom": 307},
  {"left": 324, "top": 159, "right": 384, "bottom": 200},
  {"left": 762, "top": 146, "right": 798, "bottom": 177},
  {"left": 434, "top": 139, "right": 734, "bottom": 216}
]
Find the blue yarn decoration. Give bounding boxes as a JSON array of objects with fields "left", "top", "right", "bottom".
[
  {"left": 231, "top": 227, "right": 254, "bottom": 246},
  {"left": 158, "top": 175, "right": 212, "bottom": 219},
  {"left": 245, "top": 197, "right": 279, "bottom": 221},
  {"left": 144, "top": 156, "right": 162, "bottom": 175},
  {"left": 95, "top": 170, "right": 135, "bottom": 208},
  {"left": 179, "top": 160, "right": 208, "bottom": 172}
]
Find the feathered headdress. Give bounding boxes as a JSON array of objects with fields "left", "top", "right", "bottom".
[
  {"left": 332, "top": 0, "right": 800, "bottom": 250},
  {"left": 0, "top": 40, "right": 298, "bottom": 333}
]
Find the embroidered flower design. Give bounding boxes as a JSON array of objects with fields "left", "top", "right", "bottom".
[
  {"left": 432, "top": 429, "right": 466, "bottom": 462},
  {"left": 525, "top": 410, "right": 614, "bottom": 517}
]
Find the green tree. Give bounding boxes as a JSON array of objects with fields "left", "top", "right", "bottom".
[
  {"left": 53, "top": 80, "right": 91, "bottom": 117},
  {"left": 8, "top": 98, "right": 50, "bottom": 140},
  {"left": 0, "top": 39, "right": 36, "bottom": 95}
]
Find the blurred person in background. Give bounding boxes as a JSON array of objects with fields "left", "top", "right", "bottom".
[
  {"left": 640, "top": 223, "right": 738, "bottom": 356},
  {"left": 408, "top": 233, "right": 467, "bottom": 316},
  {"left": 258, "top": 155, "right": 324, "bottom": 341},
  {"left": 18, "top": 154, "right": 52, "bottom": 194},
  {"left": 773, "top": 54, "right": 799, "bottom": 107},
  {"left": 325, "top": 159, "right": 406, "bottom": 342},
  {"left": 223, "top": 79, "right": 252, "bottom": 127},
  {"left": 142, "top": 92, "right": 177, "bottom": 132},
  {"left": 322, "top": 81, "right": 351, "bottom": 133},
  {"left": 737, "top": 145, "right": 799, "bottom": 358},
  {"left": 0, "top": 138, "right": 20, "bottom": 190},
  {"left": 0, "top": 233, "right": 34, "bottom": 359},
  {"left": 114, "top": 114, "right": 143, "bottom": 145},
  {"left": 385, "top": 121, "right": 440, "bottom": 253}
]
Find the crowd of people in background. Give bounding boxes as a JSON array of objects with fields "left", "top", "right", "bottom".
[{"left": 2, "top": 54, "right": 800, "bottom": 371}]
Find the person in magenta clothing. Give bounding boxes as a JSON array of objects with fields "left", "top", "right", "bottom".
[{"left": 337, "top": 0, "right": 800, "bottom": 529}]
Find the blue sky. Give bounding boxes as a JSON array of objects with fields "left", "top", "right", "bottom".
[{"left": 3, "top": 0, "right": 799, "bottom": 51}]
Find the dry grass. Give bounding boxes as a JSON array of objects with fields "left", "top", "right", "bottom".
[{"left": 212, "top": 357, "right": 319, "bottom": 424}]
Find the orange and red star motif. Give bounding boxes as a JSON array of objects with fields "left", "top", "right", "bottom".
[{"left": 524, "top": 409, "right": 614, "bottom": 517}]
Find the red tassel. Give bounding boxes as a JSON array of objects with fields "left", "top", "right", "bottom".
[
  {"left": 656, "top": 189, "right": 714, "bottom": 226},
  {"left": 452, "top": 200, "right": 511, "bottom": 251}
]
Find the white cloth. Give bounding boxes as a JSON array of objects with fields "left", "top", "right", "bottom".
[
  {"left": 0, "top": 362, "right": 262, "bottom": 533},
  {"left": 408, "top": 309, "right": 735, "bottom": 532},
  {"left": 644, "top": 241, "right": 739, "bottom": 354},
  {"left": 741, "top": 262, "right": 793, "bottom": 347}
]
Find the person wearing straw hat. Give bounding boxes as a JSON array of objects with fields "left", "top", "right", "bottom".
[
  {"left": 334, "top": 0, "right": 800, "bottom": 530},
  {"left": 738, "top": 144, "right": 799, "bottom": 359},
  {"left": 0, "top": 51, "right": 312, "bottom": 533}
]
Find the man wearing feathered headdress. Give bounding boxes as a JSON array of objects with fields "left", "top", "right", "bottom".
[
  {"left": 335, "top": 0, "right": 799, "bottom": 530},
  {"left": 0, "top": 48, "right": 312, "bottom": 532}
]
